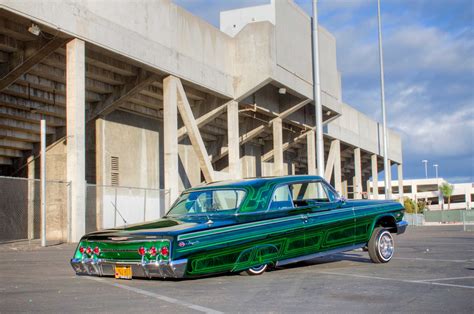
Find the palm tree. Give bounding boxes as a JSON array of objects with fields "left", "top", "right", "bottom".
[{"left": 439, "top": 182, "right": 454, "bottom": 210}]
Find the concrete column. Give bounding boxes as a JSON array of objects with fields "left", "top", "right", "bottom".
[
  {"left": 66, "top": 38, "right": 86, "bottom": 242},
  {"left": 354, "top": 148, "right": 362, "bottom": 199},
  {"left": 27, "top": 155, "right": 35, "bottom": 240},
  {"left": 163, "top": 76, "right": 179, "bottom": 203},
  {"left": 386, "top": 160, "right": 392, "bottom": 199},
  {"left": 307, "top": 130, "right": 316, "bottom": 175},
  {"left": 342, "top": 180, "right": 348, "bottom": 198},
  {"left": 227, "top": 101, "right": 241, "bottom": 179},
  {"left": 334, "top": 140, "right": 342, "bottom": 193},
  {"left": 371, "top": 154, "right": 378, "bottom": 200},
  {"left": 273, "top": 118, "right": 284, "bottom": 176},
  {"left": 397, "top": 163, "right": 404, "bottom": 202}
]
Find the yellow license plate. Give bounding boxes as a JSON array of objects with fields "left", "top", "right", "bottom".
[{"left": 114, "top": 265, "right": 132, "bottom": 280}]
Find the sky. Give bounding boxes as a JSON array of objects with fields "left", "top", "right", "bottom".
[{"left": 174, "top": 0, "right": 474, "bottom": 183}]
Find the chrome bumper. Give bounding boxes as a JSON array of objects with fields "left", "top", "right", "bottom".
[
  {"left": 396, "top": 220, "right": 408, "bottom": 235},
  {"left": 70, "top": 258, "right": 188, "bottom": 279}
]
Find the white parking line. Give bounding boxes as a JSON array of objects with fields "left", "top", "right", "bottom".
[
  {"left": 414, "top": 276, "right": 474, "bottom": 282},
  {"left": 82, "top": 277, "right": 222, "bottom": 314},
  {"left": 317, "top": 271, "right": 474, "bottom": 290},
  {"left": 393, "top": 257, "right": 472, "bottom": 263}
]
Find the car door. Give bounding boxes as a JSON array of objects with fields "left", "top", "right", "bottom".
[{"left": 290, "top": 180, "right": 355, "bottom": 255}]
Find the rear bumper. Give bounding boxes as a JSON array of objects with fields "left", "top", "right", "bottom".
[
  {"left": 396, "top": 220, "right": 408, "bottom": 235},
  {"left": 70, "top": 258, "right": 188, "bottom": 279}
]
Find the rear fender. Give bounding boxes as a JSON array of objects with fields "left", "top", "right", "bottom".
[{"left": 232, "top": 244, "right": 279, "bottom": 272}]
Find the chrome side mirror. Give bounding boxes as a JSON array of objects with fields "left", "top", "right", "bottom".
[{"left": 338, "top": 192, "right": 347, "bottom": 204}]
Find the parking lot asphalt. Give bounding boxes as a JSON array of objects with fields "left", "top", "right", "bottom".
[{"left": 0, "top": 226, "right": 473, "bottom": 313}]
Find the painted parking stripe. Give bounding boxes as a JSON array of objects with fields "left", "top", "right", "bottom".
[
  {"left": 317, "top": 271, "right": 474, "bottom": 290},
  {"left": 83, "top": 277, "right": 222, "bottom": 314},
  {"left": 393, "top": 257, "right": 473, "bottom": 263},
  {"left": 413, "top": 276, "right": 474, "bottom": 282}
]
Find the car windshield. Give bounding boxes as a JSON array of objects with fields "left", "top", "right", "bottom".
[{"left": 166, "top": 189, "right": 247, "bottom": 216}]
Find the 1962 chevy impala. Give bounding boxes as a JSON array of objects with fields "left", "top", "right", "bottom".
[{"left": 71, "top": 175, "right": 407, "bottom": 279}]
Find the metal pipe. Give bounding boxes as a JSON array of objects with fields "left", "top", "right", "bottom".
[
  {"left": 40, "top": 119, "right": 46, "bottom": 247},
  {"left": 377, "top": 0, "right": 390, "bottom": 199},
  {"left": 312, "top": 0, "right": 325, "bottom": 178}
]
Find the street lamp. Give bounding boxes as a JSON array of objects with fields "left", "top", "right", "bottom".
[
  {"left": 422, "top": 160, "right": 428, "bottom": 179},
  {"left": 433, "top": 164, "right": 439, "bottom": 179}
]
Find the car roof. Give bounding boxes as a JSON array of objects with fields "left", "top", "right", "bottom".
[{"left": 186, "top": 175, "right": 324, "bottom": 191}]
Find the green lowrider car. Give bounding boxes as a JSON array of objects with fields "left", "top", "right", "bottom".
[{"left": 71, "top": 175, "right": 407, "bottom": 279}]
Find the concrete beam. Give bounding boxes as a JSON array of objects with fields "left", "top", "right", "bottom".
[
  {"left": 84, "top": 49, "right": 137, "bottom": 77},
  {"left": 0, "top": 36, "right": 69, "bottom": 91},
  {"left": 212, "top": 99, "right": 310, "bottom": 163},
  {"left": 0, "top": 147, "right": 23, "bottom": 158},
  {"left": 0, "top": 93, "right": 66, "bottom": 118},
  {"left": 325, "top": 139, "right": 341, "bottom": 192},
  {"left": 261, "top": 129, "right": 312, "bottom": 162},
  {"left": 0, "top": 118, "right": 55, "bottom": 134},
  {"left": 371, "top": 154, "right": 378, "bottom": 199},
  {"left": 163, "top": 76, "right": 179, "bottom": 202},
  {"left": 174, "top": 76, "right": 215, "bottom": 183},
  {"left": 354, "top": 148, "right": 362, "bottom": 199},
  {"left": 88, "top": 70, "right": 158, "bottom": 121},
  {"left": 227, "top": 100, "right": 240, "bottom": 179},
  {"left": 0, "top": 34, "right": 20, "bottom": 53},
  {"left": 397, "top": 163, "right": 404, "bottom": 202},
  {"left": 177, "top": 102, "right": 228, "bottom": 141},
  {"left": 0, "top": 156, "right": 12, "bottom": 165},
  {"left": 0, "top": 105, "right": 65, "bottom": 127},
  {"left": 307, "top": 130, "right": 316, "bottom": 175},
  {"left": 0, "top": 128, "right": 40, "bottom": 142},
  {"left": 272, "top": 118, "right": 284, "bottom": 176},
  {"left": 0, "top": 139, "right": 33, "bottom": 150},
  {"left": 66, "top": 38, "right": 86, "bottom": 242}
]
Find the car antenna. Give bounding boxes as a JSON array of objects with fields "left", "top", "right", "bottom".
[{"left": 111, "top": 201, "right": 128, "bottom": 227}]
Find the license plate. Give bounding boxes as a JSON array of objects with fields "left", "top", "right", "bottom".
[{"left": 114, "top": 265, "right": 132, "bottom": 280}]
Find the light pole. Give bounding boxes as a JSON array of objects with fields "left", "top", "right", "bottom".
[
  {"left": 312, "top": 0, "right": 325, "bottom": 178},
  {"left": 422, "top": 160, "right": 428, "bottom": 179},
  {"left": 377, "top": 0, "right": 390, "bottom": 199},
  {"left": 433, "top": 164, "right": 439, "bottom": 179}
]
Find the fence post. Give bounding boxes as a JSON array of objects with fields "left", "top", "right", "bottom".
[
  {"left": 114, "top": 187, "right": 117, "bottom": 227},
  {"left": 143, "top": 189, "right": 147, "bottom": 222},
  {"left": 40, "top": 119, "right": 47, "bottom": 247}
]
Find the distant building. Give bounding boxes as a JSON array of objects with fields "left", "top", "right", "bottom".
[{"left": 369, "top": 178, "right": 473, "bottom": 210}]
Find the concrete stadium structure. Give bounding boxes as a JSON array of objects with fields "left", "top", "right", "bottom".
[{"left": 0, "top": 0, "right": 403, "bottom": 242}]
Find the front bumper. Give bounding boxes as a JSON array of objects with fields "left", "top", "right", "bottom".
[
  {"left": 70, "top": 258, "right": 188, "bottom": 279},
  {"left": 396, "top": 220, "right": 408, "bottom": 235}
]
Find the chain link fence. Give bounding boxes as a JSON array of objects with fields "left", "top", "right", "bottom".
[
  {"left": 0, "top": 176, "right": 69, "bottom": 243},
  {"left": 1, "top": 176, "right": 170, "bottom": 244}
]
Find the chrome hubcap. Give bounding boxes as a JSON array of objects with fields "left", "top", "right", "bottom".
[
  {"left": 250, "top": 264, "right": 266, "bottom": 272},
  {"left": 378, "top": 232, "right": 394, "bottom": 260}
]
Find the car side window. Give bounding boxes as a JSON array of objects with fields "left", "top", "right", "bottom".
[
  {"left": 291, "top": 181, "right": 330, "bottom": 207},
  {"left": 268, "top": 185, "right": 294, "bottom": 210}
]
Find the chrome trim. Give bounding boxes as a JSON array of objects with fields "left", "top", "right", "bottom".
[
  {"left": 275, "top": 243, "right": 365, "bottom": 267},
  {"left": 70, "top": 258, "right": 188, "bottom": 279},
  {"left": 396, "top": 220, "right": 408, "bottom": 234}
]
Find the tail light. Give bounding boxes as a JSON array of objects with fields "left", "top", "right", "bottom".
[
  {"left": 148, "top": 246, "right": 157, "bottom": 256},
  {"left": 160, "top": 246, "right": 169, "bottom": 257},
  {"left": 138, "top": 247, "right": 146, "bottom": 256},
  {"left": 85, "top": 247, "right": 92, "bottom": 256},
  {"left": 79, "top": 246, "right": 85, "bottom": 254},
  {"left": 93, "top": 246, "right": 100, "bottom": 255}
]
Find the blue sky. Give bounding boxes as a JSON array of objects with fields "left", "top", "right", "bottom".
[{"left": 174, "top": 0, "right": 474, "bottom": 183}]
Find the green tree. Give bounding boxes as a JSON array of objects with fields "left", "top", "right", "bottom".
[
  {"left": 439, "top": 182, "right": 454, "bottom": 210},
  {"left": 403, "top": 197, "right": 416, "bottom": 213}
]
